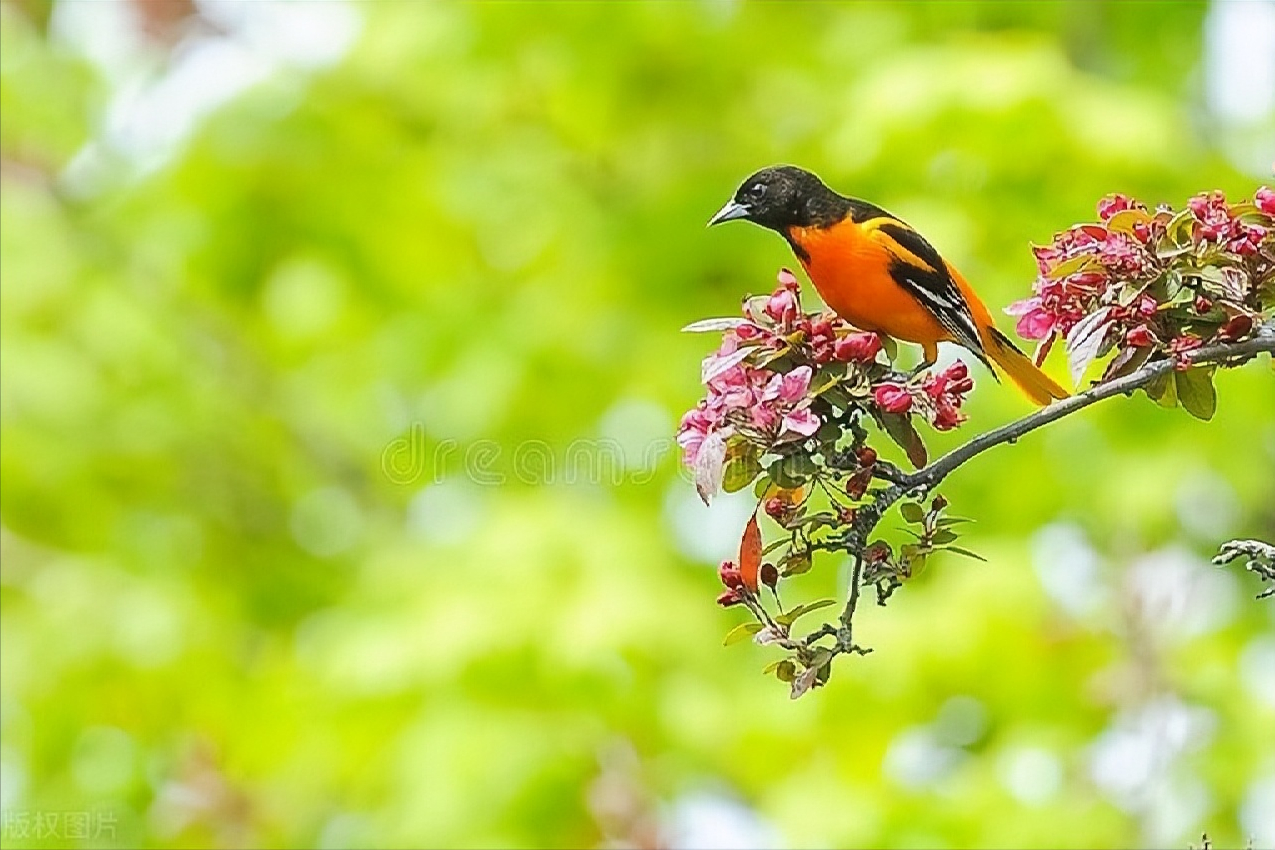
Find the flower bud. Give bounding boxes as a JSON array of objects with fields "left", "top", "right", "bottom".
[
  {"left": 716, "top": 590, "right": 744, "bottom": 607},
  {"left": 873, "top": 383, "right": 913, "bottom": 414},
  {"left": 718, "top": 560, "right": 744, "bottom": 590},
  {"left": 1256, "top": 186, "right": 1275, "bottom": 216},
  {"left": 764, "top": 497, "right": 786, "bottom": 519},
  {"left": 1194, "top": 295, "right": 1213, "bottom": 314},
  {"left": 1219, "top": 314, "right": 1254, "bottom": 341},
  {"left": 833, "top": 332, "right": 883, "bottom": 363},
  {"left": 855, "top": 446, "right": 877, "bottom": 467},
  {"left": 1125, "top": 324, "right": 1156, "bottom": 348},
  {"left": 1168, "top": 334, "right": 1203, "bottom": 354},
  {"left": 932, "top": 494, "right": 948, "bottom": 510},
  {"left": 838, "top": 507, "right": 857, "bottom": 525},
  {"left": 845, "top": 468, "right": 872, "bottom": 500},
  {"left": 760, "top": 562, "right": 779, "bottom": 589},
  {"left": 764, "top": 289, "right": 799, "bottom": 326},
  {"left": 777, "top": 268, "right": 800, "bottom": 292}
]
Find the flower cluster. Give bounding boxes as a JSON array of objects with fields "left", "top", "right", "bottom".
[
  {"left": 1005, "top": 187, "right": 1274, "bottom": 401},
  {"left": 872, "top": 361, "right": 974, "bottom": 430},
  {"left": 677, "top": 269, "right": 973, "bottom": 505}
]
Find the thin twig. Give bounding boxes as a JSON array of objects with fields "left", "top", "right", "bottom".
[{"left": 901, "top": 330, "right": 1275, "bottom": 493}]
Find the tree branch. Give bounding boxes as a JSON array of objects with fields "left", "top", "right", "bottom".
[
  {"left": 1213, "top": 538, "right": 1275, "bottom": 599},
  {"left": 817, "top": 328, "right": 1274, "bottom": 659},
  {"left": 901, "top": 328, "right": 1275, "bottom": 493}
]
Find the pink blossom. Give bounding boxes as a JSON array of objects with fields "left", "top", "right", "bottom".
[
  {"left": 1257, "top": 186, "right": 1275, "bottom": 216},
  {"left": 764, "top": 288, "right": 798, "bottom": 326},
  {"left": 1096, "top": 232, "right": 1149, "bottom": 276},
  {"left": 1097, "top": 193, "right": 1146, "bottom": 222},
  {"left": 1229, "top": 224, "right": 1266, "bottom": 257},
  {"left": 931, "top": 399, "right": 964, "bottom": 431},
  {"left": 921, "top": 361, "right": 973, "bottom": 431},
  {"left": 777, "top": 267, "right": 800, "bottom": 291},
  {"left": 763, "top": 365, "right": 812, "bottom": 404},
  {"left": 1005, "top": 298, "right": 1056, "bottom": 341},
  {"left": 1188, "top": 190, "right": 1241, "bottom": 245},
  {"left": 834, "top": 332, "right": 883, "bottom": 363},
  {"left": 781, "top": 407, "right": 821, "bottom": 437},
  {"left": 676, "top": 403, "right": 714, "bottom": 465},
  {"left": 873, "top": 383, "right": 913, "bottom": 414}
]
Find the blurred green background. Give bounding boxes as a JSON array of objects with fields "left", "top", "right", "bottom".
[{"left": 2, "top": 1, "right": 1274, "bottom": 848}]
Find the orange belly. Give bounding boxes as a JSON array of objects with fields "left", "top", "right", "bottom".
[{"left": 789, "top": 220, "right": 950, "bottom": 346}]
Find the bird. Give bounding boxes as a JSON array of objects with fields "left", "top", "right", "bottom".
[{"left": 708, "top": 165, "right": 1068, "bottom": 405}]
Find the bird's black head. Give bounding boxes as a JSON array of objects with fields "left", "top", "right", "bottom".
[{"left": 708, "top": 165, "right": 851, "bottom": 232}]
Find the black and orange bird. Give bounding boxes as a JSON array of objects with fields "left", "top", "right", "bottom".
[{"left": 709, "top": 165, "right": 1068, "bottom": 405}]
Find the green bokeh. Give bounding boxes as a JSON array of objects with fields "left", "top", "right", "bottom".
[{"left": 2, "top": 2, "right": 1272, "bottom": 848}]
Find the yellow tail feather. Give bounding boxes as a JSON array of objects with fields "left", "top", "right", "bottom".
[{"left": 983, "top": 328, "right": 1069, "bottom": 406}]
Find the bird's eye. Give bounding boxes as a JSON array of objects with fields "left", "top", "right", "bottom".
[{"left": 746, "top": 182, "right": 767, "bottom": 200}]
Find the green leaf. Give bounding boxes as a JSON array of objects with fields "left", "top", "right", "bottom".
[
  {"left": 1101, "top": 344, "right": 1153, "bottom": 383},
  {"left": 1162, "top": 208, "right": 1195, "bottom": 249},
  {"left": 761, "top": 537, "right": 789, "bottom": 557},
  {"left": 775, "top": 598, "right": 836, "bottom": 626},
  {"left": 780, "top": 550, "right": 812, "bottom": 577},
  {"left": 935, "top": 516, "right": 973, "bottom": 527},
  {"left": 753, "top": 475, "right": 774, "bottom": 499},
  {"left": 810, "top": 373, "right": 842, "bottom": 397},
  {"left": 943, "top": 546, "right": 987, "bottom": 562},
  {"left": 931, "top": 528, "right": 958, "bottom": 545},
  {"left": 815, "top": 419, "right": 842, "bottom": 445},
  {"left": 768, "top": 454, "right": 814, "bottom": 488},
  {"left": 1175, "top": 366, "right": 1217, "bottom": 420},
  {"left": 774, "top": 660, "right": 797, "bottom": 682},
  {"left": 1045, "top": 252, "right": 1100, "bottom": 280},
  {"left": 723, "top": 622, "right": 763, "bottom": 646},
  {"left": 1105, "top": 208, "right": 1152, "bottom": 236},
  {"left": 881, "top": 336, "right": 899, "bottom": 362},
  {"left": 899, "top": 502, "right": 925, "bottom": 524},
  {"left": 1144, "top": 369, "right": 1177, "bottom": 407},
  {"left": 880, "top": 412, "right": 928, "bottom": 468},
  {"left": 722, "top": 453, "right": 762, "bottom": 493}
]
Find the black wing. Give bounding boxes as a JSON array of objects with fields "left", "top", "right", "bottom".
[{"left": 872, "top": 220, "right": 986, "bottom": 358}]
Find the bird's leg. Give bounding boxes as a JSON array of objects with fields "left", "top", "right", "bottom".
[{"left": 907, "top": 342, "right": 940, "bottom": 379}]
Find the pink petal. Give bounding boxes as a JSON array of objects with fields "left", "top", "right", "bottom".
[
  {"left": 781, "top": 407, "right": 821, "bottom": 437},
  {"left": 1015, "top": 309, "right": 1056, "bottom": 341},
  {"left": 777, "top": 365, "right": 812, "bottom": 403}
]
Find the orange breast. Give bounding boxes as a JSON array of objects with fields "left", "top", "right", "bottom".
[{"left": 788, "top": 220, "right": 950, "bottom": 346}]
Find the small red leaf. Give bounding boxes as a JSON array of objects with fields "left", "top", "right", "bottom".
[{"left": 739, "top": 514, "right": 762, "bottom": 593}]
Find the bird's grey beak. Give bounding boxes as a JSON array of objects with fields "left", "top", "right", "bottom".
[{"left": 707, "top": 199, "right": 751, "bottom": 227}]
